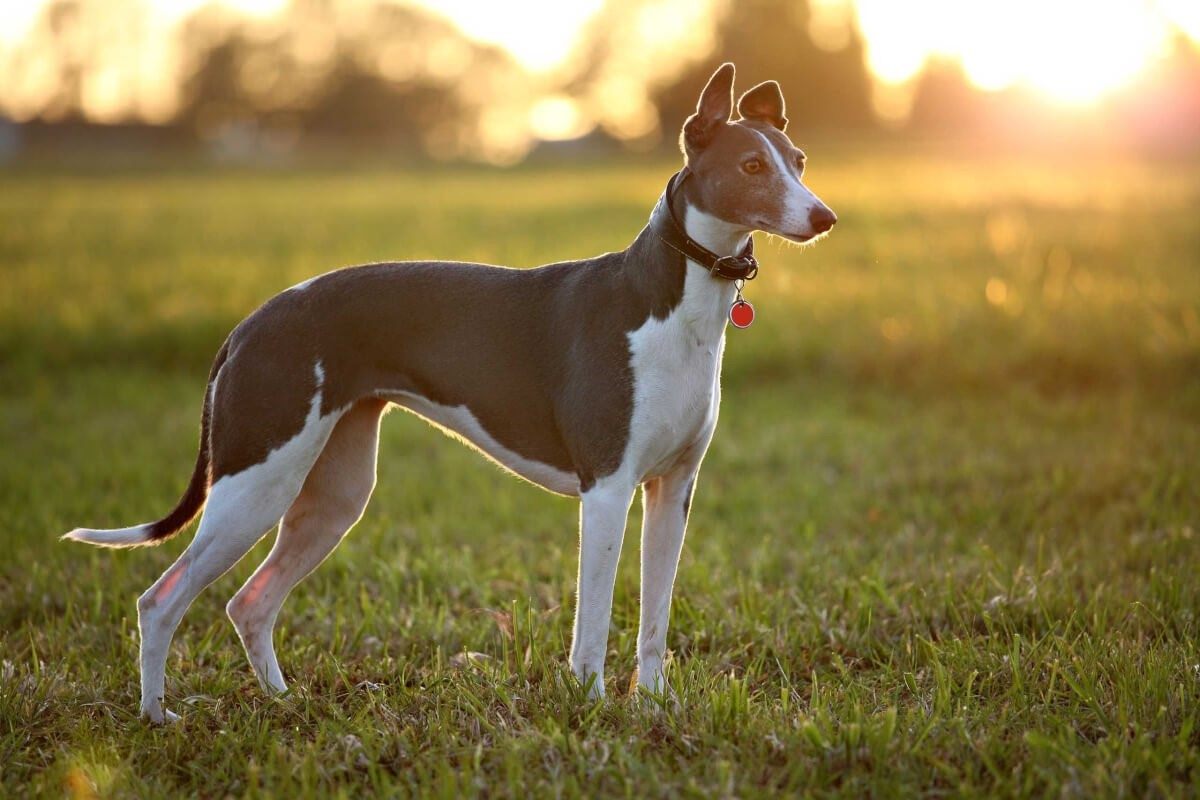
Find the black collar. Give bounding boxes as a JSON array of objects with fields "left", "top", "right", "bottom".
[{"left": 650, "top": 169, "right": 759, "bottom": 282}]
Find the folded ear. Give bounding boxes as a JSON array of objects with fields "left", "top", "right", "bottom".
[
  {"left": 682, "top": 62, "right": 735, "bottom": 155},
  {"left": 737, "top": 80, "right": 787, "bottom": 131}
]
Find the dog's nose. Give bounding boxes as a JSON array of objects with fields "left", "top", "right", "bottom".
[{"left": 809, "top": 205, "right": 837, "bottom": 234}]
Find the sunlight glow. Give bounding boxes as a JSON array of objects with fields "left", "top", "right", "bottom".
[
  {"left": 855, "top": 0, "right": 1180, "bottom": 107},
  {"left": 150, "top": 0, "right": 288, "bottom": 19},
  {"left": 1159, "top": 0, "right": 1200, "bottom": 40},
  {"left": 529, "top": 95, "right": 589, "bottom": 141},
  {"left": 413, "top": 0, "right": 604, "bottom": 72},
  {"left": 1, "top": 0, "right": 1198, "bottom": 140},
  {"left": 0, "top": 3, "right": 41, "bottom": 48}
]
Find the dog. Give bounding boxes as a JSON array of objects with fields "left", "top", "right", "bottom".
[{"left": 63, "top": 63, "right": 835, "bottom": 723}]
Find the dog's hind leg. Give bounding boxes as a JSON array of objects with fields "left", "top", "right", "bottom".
[
  {"left": 136, "top": 404, "right": 344, "bottom": 724},
  {"left": 227, "top": 398, "right": 386, "bottom": 695}
]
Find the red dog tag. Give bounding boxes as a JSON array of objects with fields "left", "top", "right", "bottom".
[{"left": 729, "top": 299, "right": 755, "bottom": 328}]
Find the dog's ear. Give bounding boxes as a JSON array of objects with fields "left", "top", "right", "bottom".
[
  {"left": 682, "top": 62, "right": 735, "bottom": 155},
  {"left": 737, "top": 80, "right": 787, "bottom": 131}
]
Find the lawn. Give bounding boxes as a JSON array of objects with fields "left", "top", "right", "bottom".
[{"left": 1, "top": 148, "right": 1198, "bottom": 797}]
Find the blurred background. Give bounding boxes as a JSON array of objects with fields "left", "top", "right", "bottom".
[{"left": 1, "top": 0, "right": 1198, "bottom": 163}]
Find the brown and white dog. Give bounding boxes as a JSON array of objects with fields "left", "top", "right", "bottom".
[{"left": 64, "top": 63, "right": 835, "bottom": 723}]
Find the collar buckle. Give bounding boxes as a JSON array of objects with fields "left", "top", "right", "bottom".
[
  {"left": 711, "top": 254, "right": 758, "bottom": 281},
  {"left": 653, "top": 170, "right": 762, "bottom": 283}
]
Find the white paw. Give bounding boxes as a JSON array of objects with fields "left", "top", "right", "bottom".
[
  {"left": 572, "top": 666, "right": 606, "bottom": 700},
  {"left": 142, "top": 702, "right": 181, "bottom": 725},
  {"left": 584, "top": 676, "right": 606, "bottom": 700},
  {"left": 633, "top": 665, "right": 679, "bottom": 712},
  {"left": 262, "top": 678, "right": 289, "bottom": 696}
]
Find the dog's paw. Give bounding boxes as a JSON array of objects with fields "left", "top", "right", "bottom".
[
  {"left": 582, "top": 676, "right": 606, "bottom": 702},
  {"left": 142, "top": 703, "right": 181, "bottom": 725},
  {"left": 631, "top": 668, "right": 679, "bottom": 713},
  {"left": 569, "top": 661, "right": 607, "bottom": 701},
  {"left": 634, "top": 683, "right": 679, "bottom": 714}
]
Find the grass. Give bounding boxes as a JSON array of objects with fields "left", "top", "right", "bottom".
[{"left": 1, "top": 148, "right": 1198, "bottom": 797}]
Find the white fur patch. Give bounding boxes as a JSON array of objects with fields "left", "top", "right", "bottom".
[
  {"left": 747, "top": 127, "right": 825, "bottom": 239},
  {"left": 622, "top": 273, "right": 727, "bottom": 481},
  {"left": 62, "top": 522, "right": 154, "bottom": 548},
  {"left": 207, "top": 380, "right": 343, "bottom": 521},
  {"left": 619, "top": 206, "right": 738, "bottom": 483},
  {"left": 381, "top": 390, "right": 581, "bottom": 497},
  {"left": 287, "top": 274, "right": 322, "bottom": 293}
]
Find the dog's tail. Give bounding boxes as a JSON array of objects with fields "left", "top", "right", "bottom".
[{"left": 63, "top": 340, "right": 230, "bottom": 549}]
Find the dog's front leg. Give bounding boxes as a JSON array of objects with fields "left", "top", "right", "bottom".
[
  {"left": 569, "top": 478, "right": 636, "bottom": 699},
  {"left": 636, "top": 465, "right": 699, "bottom": 697}
]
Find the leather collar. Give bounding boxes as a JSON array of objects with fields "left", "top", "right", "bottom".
[{"left": 650, "top": 169, "right": 758, "bottom": 282}]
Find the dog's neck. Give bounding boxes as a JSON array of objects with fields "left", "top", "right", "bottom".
[
  {"left": 624, "top": 177, "right": 746, "bottom": 340},
  {"left": 670, "top": 184, "right": 752, "bottom": 260}
]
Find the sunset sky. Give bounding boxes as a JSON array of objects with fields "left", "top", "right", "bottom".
[{"left": 1, "top": 0, "right": 1198, "bottom": 127}]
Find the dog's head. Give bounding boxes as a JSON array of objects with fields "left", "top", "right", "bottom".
[{"left": 680, "top": 63, "right": 836, "bottom": 244}]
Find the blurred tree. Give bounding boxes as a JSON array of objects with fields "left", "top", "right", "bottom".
[
  {"left": 10, "top": 0, "right": 150, "bottom": 123},
  {"left": 651, "top": 0, "right": 875, "bottom": 136},
  {"left": 299, "top": 58, "right": 464, "bottom": 148},
  {"left": 171, "top": 0, "right": 531, "bottom": 160},
  {"left": 906, "top": 58, "right": 987, "bottom": 133},
  {"left": 559, "top": 0, "right": 874, "bottom": 148},
  {"left": 174, "top": 14, "right": 256, "bottom": 138},
  {"left": 37, "top": 0, "right": 85, "bottom": 120}
]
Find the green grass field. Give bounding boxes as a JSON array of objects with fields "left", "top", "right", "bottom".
[{"left": 2, "top": 149, "right": 1198, "bottom": 797}]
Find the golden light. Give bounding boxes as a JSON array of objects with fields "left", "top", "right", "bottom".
[
  {"left": 1024, "top": 2, "right": 1170, "bottom": 104},
  {"left": 151, "top": 0, "right": 287, "bottom": 20},
  {"left": 1159, "top": 0, "right": 1200, "bottom": 40},
  {"left": 854, "top": 0, "right": 1182, "bottom": 111},
  {"left": 529, "top": 95, "right": 590, "bottom": 141},
  {"left": 221, "top": 0, "right": 288, "bottom": 15},
  {"left": 415, "top": 0, "right": 603, "bottom": 72},
  {"left": 0, "top": 4, "right": 41, "bottom": 51},
  {"left": 985, "top": 277, "right": 1008, "bottom": 307},
  {"left": 2, "top": 0, "right": 1198, "bottom": 137}
]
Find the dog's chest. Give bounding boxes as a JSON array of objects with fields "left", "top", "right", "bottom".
[{"left": 622, "top": 269, "right": 733, "bottom": 479}]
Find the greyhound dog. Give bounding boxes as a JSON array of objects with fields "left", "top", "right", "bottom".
[{"left": 64, "top": 63, "right": 835, "bottom": 723}]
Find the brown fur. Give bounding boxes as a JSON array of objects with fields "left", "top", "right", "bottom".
[{"left": 209, "top": 228, "right": 688, "bottom": 492}]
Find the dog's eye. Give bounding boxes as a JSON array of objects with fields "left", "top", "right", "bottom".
[
  {"left": 795, "top": 153, "right": 807, "bottom": 172},
  {"left": 743, "top": 158, "right": 763, "bottom": 175}
]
